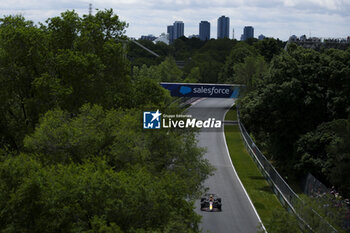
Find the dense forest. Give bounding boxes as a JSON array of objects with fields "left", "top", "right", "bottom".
[
  {"left": 0, "top": 10, "right": 213, "bottom": 232},
  {"left": 1, "top": 8, "right": 349, "bottom": 232},
  {"left": 238, "top": 44, "right": 350, "bottom": 197}
]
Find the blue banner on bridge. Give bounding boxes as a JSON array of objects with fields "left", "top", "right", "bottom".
[{"left": 160, "top": 82, "right": 241, "bottom": 98}]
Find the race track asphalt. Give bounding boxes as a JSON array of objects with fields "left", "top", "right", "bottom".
[{"left": 187, "top": 98, "right": 262, "bottom": 233}]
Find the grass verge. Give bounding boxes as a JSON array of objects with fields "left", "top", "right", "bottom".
[
  {"left": 224, "top": 107, "right": 237, "bottom": 121},
  {"left": 224, "top": 107, "right": 292, "bottom": 231}
]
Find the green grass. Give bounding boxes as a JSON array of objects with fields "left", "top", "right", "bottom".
[
  {"left": 224, "top": 106, "right": 237, "bottom": 121},
  {"left": 224, "top": 108, "right": 286, "bottom": 228}
]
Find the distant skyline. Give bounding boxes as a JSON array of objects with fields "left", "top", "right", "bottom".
[{"left": 1, "top": 0, "right": 349, "bottom": 41}]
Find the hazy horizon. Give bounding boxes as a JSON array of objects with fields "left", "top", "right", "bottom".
[{"left": 1, "top": 0, "right": 349, "bottom": 41}]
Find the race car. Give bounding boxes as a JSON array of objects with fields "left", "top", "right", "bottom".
[{"left": 200, "top": 193, "right": 222, "bottom": 212}]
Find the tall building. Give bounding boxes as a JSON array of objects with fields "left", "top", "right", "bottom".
[
  {"left": 258, "top": 34, "right": 265, "bottom": 40},
  {"left": 199, "top": 21, "right": 210, "bottom": 41},
  {"left": 173, "top": 21, "right": 184, "bottom": 40},
  {"left": 167, "top": 25, "right": 174, "bottom": 43},
  {"left": 242, "top": 26, "right": 254, "bottom": 40},
  {"left": 217, "top": 16, "right": 229, "bottom": 39}
]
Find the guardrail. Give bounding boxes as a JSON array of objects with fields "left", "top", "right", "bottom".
[{"left": 236, "top": 106, "right": 338, "bottom": 233}]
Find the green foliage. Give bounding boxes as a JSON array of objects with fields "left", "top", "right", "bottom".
[
  {"left": 239, "top": 45, "right": 350, "bottom": 188},
  {"left": 132, "top": 57, "right": 182, "bottom": 83},
  {"left": 0, "top": 10, "right": 216, "bottom": 233},
  {"left": 184, "top": 67, "right": 200, "bottom": 83},
  {"left": 295, "top": 118, "right": 350, "bottom": 196},
  {"left": 262, "top": 209, "right": 300, "bottom": 233},
  {"left": 45, "top": 10, "right": 81, "bottom": 50},
  {"left": 2, "top": 101, "right": 211, "bottom": 232},
  {"left": 3, "top": 102, "right": 212, "bottom": 232},
  {"left": 0, "top": 15, "right": 49, "bottom": 149},
  {"left": 0, "top": 154, "right": 202, "bottom": 232},
  {"left": 171, "top": 37, "right": 205, "bottom": 60},
  {"left": 23, "top": 105, "right": 108, "bottom": 164},
  {"left": 127, "top": 36, "right": 205, "bottom": 68},
  {"left": 218, "top": 42, "right": 257, "bottom": 83},
  {"left": 128, "top": 37, "right": 284, "bottom": 86},
  {"left": 233, "top": 55, "right": 268, "bottom": 90},
  {"left": 189, "top": 52, "right": 222, "bottom": 83},
  {"left": 0, "top": 10, "right": 131, "bottom": 150},
  {"left": 127, "top": 40, "right": 168, "bottom": 67},
  {"left": 46, "top": 9, "right": 131, "bottom": 109},
  {"left": 175, "top": 38, "right": 232, "bottom": 83},
  {"left": 253, "top": 38, "right": 284, "bottom": 62},
  {"left": 156, "top": 57, "right": 183, "bottom": 82},
  {"left": 23, "top": 103, "right": 213, "bottom": 193},
  {"left": 133, "top": 77, "right": 172, "bottom": 107}
]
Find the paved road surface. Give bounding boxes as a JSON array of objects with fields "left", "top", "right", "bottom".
[{"left": 187, "top": 98, "right": 261, "bottom": 233}]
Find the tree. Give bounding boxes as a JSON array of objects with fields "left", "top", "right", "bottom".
[
  {"left": 254, "top": 38, "right": 284, "bottom": 62},
  {"left": 239, "top": 45, "right": 350, "bottom": 175},
  {"left": 233, "top": 55, "right": 268, "bottom": 90},
  {"left": 0, "top": 10, "right": 131, "bottom": 150},
  {"left": 0, "top": 10, "right": 215, "bottom": 233},
  {"left": 133, "top": 76, "right": 172, "bottom": 107},
  {"left": 45, "top": 10, "right": 81, "bottom": 51},
  {"left": 127, "top": 39, "right": 167, "bottom": 67},
  {"left": 184, "top": 67, "right": 201, "bottom": 83},
  {"left": 218, "top": 42, "right": 256, "bottom": 83},
  {"left": 24, "top": 104, "right": 213, "bottom": 195},
  {"left": 46, "top": 9, "right": 131, "bottom": 108},
  {"left": 189, "top": 52, "right": 222, "bottom": 83},
  {"left": 0, "top": 15, "right": 49, "bottom": 149},
  {"left": 132, "top": 57, "right": 183, "bottom": 83},
  {"left": 0, "top": 154, "right": 203, "bottom": 232},
  {"left": 156, "top": 57, "right": 183, "bottom": 82},
  {"left": 171, "top": 37, "right": 205, "bottom": 61},
  {"left": 295, "top": 118, "right": 350, "bottom": 196}
]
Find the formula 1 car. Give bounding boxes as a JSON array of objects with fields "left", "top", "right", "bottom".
[{"left": 200, "top": 193, "right": 222, "bottom": 212}]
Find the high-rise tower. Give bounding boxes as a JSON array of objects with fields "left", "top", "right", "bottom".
[
  {"left": 217, "top": 16, "right": 229, "bottom": 39},
  {"left": 199, "top": 21, "right": 210, "bottom": 41},
  {"left": 173, "top": 21, "right": 184, "bottom": 40},
  {"left": 242, "top": 26, "right": 254, "bottom": 40},
  {"left": 167, "top": 25, "right": 174, "bottom": 43}
]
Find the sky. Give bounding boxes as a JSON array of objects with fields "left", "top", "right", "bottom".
[{"left": 0, "top": 0, "right": 349, "bottom": 41}]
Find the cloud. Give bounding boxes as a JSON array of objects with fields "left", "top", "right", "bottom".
[{"left": 0, "top": 0, "right": 349, "bottom": 40}]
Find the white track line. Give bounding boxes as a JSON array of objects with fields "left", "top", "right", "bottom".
[
  {"left": 191, "top": 98, "right": 206, "bottom": 106},
  {"left": 222, "top": 101, "right": 267, "bottom": 232}
]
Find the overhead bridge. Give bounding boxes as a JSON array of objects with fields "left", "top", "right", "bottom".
[{"left": 160, "top": 82, "right": 243, "bottom": 98}]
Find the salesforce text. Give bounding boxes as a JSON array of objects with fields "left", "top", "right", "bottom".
[{"left": 192, "top": 86, "right": 230, "bottom": 96}]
